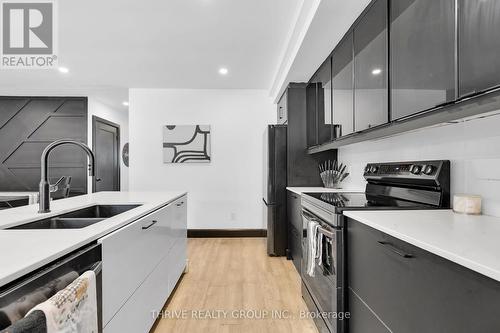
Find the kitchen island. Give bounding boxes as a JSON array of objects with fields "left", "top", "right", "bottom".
[{"left": 0, "top": 191, "right": 187, "bottom": 333}]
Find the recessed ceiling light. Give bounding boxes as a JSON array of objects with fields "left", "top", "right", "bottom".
[
  {"left": 372, "top": 68, "right": 382, "bottom": 75},
  {"left": 58, "top": 67, "right": 69, "bottom": 74},
  {"left": 218, "top": 67, "right": 228, "bottom": 75},
  {"left": 122, "top": 101, "right": 129, "bottom": 106}
]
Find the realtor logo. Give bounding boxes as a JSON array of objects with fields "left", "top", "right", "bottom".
[{"left": 1, "top": 0, "right": 57, "bottom": 69}]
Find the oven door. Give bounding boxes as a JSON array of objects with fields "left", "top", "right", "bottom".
[{"left": 302, "top": 209, "right": 343, "bottom": 333}]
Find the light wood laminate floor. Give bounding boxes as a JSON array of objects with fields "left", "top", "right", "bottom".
[{"left": 151, "top": 238, "right": 318, "bottom": 333}]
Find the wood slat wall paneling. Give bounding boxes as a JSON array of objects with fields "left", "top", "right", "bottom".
[{"left": 0, "top": 97, "right": 88, "bottom": 194}]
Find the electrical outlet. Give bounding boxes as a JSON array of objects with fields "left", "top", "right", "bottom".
[{"left": 230, "top": 212, "right": 237, "bottom": 221}]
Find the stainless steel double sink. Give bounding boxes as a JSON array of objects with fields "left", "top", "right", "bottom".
[{"left": 8, "top": 204, "right": 142, "bottom": 230}]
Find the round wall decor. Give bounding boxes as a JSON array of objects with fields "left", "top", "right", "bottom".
[{"left": 122, "top": 142, "right": 129, "bottom": 167}]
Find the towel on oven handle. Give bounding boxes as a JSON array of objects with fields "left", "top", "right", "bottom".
[
  {"left": 27, "top": 271, "right": 97, "bottom": 333},
  {"left": 306, "top": 220, "right": 320, "bottom": 277}
]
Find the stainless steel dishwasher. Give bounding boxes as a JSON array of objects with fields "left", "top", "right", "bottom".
[{"left": 0, "top": 243, "right": 102, "bottom": 332}]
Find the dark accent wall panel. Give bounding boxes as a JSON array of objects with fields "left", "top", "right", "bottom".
[{"left": 0, "top": 97, "right": 88, "bottom": 194}]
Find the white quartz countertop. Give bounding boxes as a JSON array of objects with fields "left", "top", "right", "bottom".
[
  {"left": 286, "top": 187, "right": 363, "bottom": 195},
  {"left": 343, "top": 210, "right": 500, "bottom": 282},
  {"left": 0, "top": 191, "right": 186, "bottom": 286}
]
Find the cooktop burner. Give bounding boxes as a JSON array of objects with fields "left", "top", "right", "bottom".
[{"left": 303, "top": 192, "right": 435, "bottom": 211}]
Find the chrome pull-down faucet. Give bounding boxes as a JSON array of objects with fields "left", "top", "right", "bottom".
[{"left": 39, "top": 139, "right": 95, "bottom": 213}]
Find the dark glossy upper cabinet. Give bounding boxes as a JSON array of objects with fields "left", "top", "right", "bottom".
[
  {"left": 277, "top": 90, "right": 287, "bottom": 124},
  {"left": 354, "top": 0, "right": 388, "bottom": 132},
  {"left": 390, "top": 0, "right": 455, "bottom": 120},
  {"left": 306, "top": 57, "right": 333, "bottom": 147},
  {"left": 332, "top": 32, "right": 354, "bottom": 137},
  {"left": 459, "top": 0, "right": 500, "bottom": 97}
]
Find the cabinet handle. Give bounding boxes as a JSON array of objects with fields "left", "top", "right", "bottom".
[
  {"left": 292, "top": 195, "right": 298, "bottom": 199},
  {"left": 377, "top": 241, "right": 414, "bottom": 258},
  {"left": 142, "top": 220, "right": 158, "bottom": 230},
  {"left": 176, "top": 201, "right": 184, "bottom": 207}
]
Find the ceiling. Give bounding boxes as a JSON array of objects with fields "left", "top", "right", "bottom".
[
  {"left": 0, "top": 0, "right": 302, "bottom": 106},
  {"left": 270, "top": 0, "right": 372, "bottom": 101},
  {"left": 0, "top": 0, "right": 379, "bottom": 108}
]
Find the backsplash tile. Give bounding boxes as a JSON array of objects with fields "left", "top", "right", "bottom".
[{"left": 338, "top": 113, "right": 500, "bottom": 217}]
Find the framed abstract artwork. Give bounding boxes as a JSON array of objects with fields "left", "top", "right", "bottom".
[{"left": 163, "top": 125, "right": 211, "bottom": 163}]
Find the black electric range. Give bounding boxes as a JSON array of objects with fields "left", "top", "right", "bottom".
[
  {"left": 303, "top": 191, "right": 436, "bottom": 211},
  {"left": 302, "top": 160, "right": 450, "bottom": 227},
  {"left": 300, "top": 160, "right": 450, "bottom": 333}
]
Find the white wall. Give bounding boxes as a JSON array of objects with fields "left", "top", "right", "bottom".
[
  {"left": 338, "top": 112, "right": 500, "bottom": 217},
  {"left": 128, "top": 89, "right": 275, "bottom": 229},
  {"left": 87, "top": 97, "right": 129, "bottom": 191}
]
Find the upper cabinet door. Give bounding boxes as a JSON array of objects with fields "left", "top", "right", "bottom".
[
  {"left": 332, "top": 32, "right": 354, "bottom": 137},
  {"left": 390, "top": 0, "right": 455, "bottom": 120},
  {"left": 306, "top": 83, "right": 318, "bottom": 147},
  {"left": 315, "top": 58, "right": 333, "bottom": 144},
  {"left": 354, "top": 0, "right": 388, "bottom": 132},
  {"left": 307, "top": 57, "right": 333, "bottom": 146},
  {"left": 277, "top": 90, "right": 287, "bottom": 124},
  {"left": 459, "top": 0, "right": 500, "bottom": 97}
]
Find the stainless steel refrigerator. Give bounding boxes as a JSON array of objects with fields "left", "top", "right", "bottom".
[
  {"left": 263, "top": 125, "right": 288, "bottom": 256},
  {"left": 263, "top": 84, "right": 335, "bottom": 258}
]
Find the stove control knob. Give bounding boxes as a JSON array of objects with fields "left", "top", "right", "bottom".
[
  {"left": 365, "top": 165, "right": 371, "bottom": 173},
  {"left": 410, "top": 164, "right": 422, "bottom": 175},
  {"left": 422, "top": 165, "right": 434, "bottom": 175},
  {"left": 370, "top": 165, "right": 379, "bottom": 174}
]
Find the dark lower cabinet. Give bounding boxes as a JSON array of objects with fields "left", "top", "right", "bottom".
[
  {"left": 287, "top": 190, "right": 302, "bottom": 272},
  {"left": 459, "top": 0, "right": 500, "bottom": 97},
  {"left": 347, "top": 218, "right": 500, "bottom": 333},
  {"left": 348, "top": 288, "right": 389, "bottom": 333}
]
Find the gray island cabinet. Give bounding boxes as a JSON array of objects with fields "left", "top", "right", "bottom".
[{"left": 100, "top": 194, "right": 187, "bottom": 333}]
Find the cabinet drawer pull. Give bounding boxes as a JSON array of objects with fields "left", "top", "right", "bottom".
[
  {"left": 142, "top": 220, "right": 158, "bottom": 230},
  {"left": 176, "top": 201, "right": 184, "bottom": 207},
  {"left": 377, "top": 241, "right": 414, "bottom": 258}
]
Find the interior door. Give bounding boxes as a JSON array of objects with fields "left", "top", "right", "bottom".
[{"left": 93, "top": 116, "right": 120, "bottom": 192}]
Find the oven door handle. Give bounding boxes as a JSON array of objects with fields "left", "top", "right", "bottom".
[
  {"left": 301, "top": 210, "right": 318, "bottom": 222},
  {"left": 318, "top": 226, "right": 335, "bottom": 239}
]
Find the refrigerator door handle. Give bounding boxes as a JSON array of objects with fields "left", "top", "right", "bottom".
[{"left": 262, "top": 198, "right": 277, "bottom": 206}]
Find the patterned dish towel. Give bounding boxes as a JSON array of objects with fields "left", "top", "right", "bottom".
[
  {"left": 0, "top": 271, "right": 78, "bottom": 330},
  {"left": 27, "top": 271, "right": 97, "bottom": 333},
  {"left": 306, "top": 220, "right": 319, "bottom": 277}
]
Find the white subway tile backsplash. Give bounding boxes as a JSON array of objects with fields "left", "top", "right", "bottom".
[{"left": 338, "top": 113, "right": 500, "bottom": 217}]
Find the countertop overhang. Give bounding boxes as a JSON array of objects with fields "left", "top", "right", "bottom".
[{"left": 0, "top": 191, "right": 186, "bottom": 286}]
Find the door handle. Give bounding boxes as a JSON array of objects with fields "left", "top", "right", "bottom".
[
  {"left": 377, "top": 241, "right": 414, "bottom": 258},
  {"left": 142, "top": 220, "right": 158, "bottom": 230}
]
